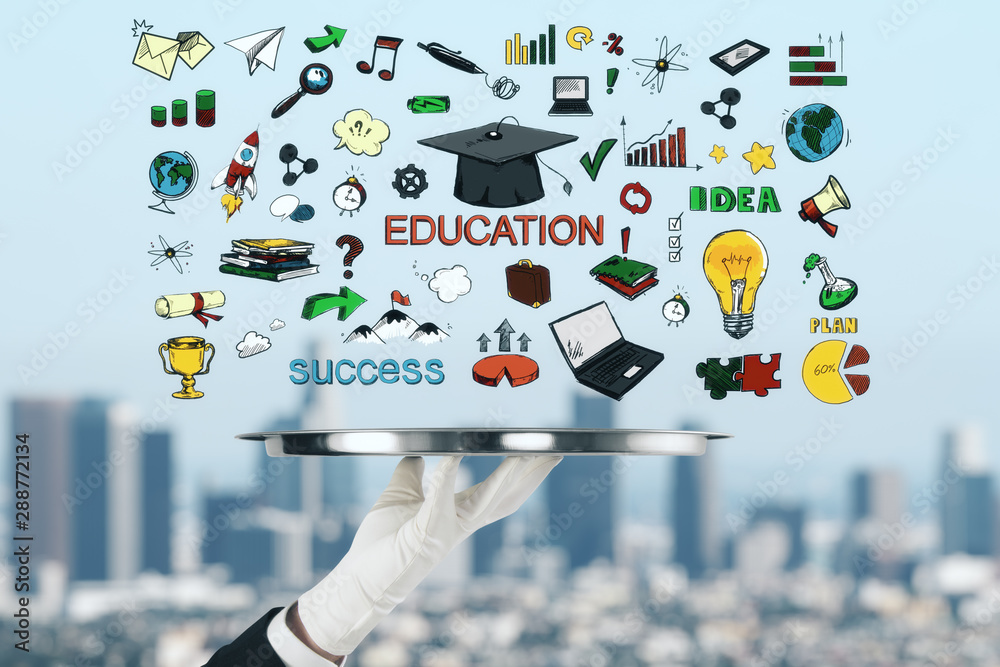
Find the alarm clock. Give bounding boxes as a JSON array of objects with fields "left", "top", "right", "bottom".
[
  {"left": 333, "top": 176, "right": 366, "bottom": 216},
  {"left": 662, "top": 294, "right": 690, "bottom": 326}
]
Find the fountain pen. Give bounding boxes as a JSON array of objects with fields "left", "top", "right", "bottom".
[{"left": 417, "top": 42, "right": 485, "bottom": 75}]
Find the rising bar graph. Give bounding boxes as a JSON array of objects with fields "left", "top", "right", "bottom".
[
  {"left": 625, "top": 126, "right": 689, "bottom": 167},
  {"left": 505, "top": 24, "right": 556, "bottom": 65}
]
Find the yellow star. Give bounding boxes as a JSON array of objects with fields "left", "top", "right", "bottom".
[
  {"left": 742, "top": 142, "right": 775, "bottom": 174},
  {"left": 709, "top": 144, "right": 728, "bottom": 164}
]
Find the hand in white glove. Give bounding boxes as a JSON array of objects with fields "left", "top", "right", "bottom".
[{"left": 295, "top": 455, "right": 562, "bottom": 658}]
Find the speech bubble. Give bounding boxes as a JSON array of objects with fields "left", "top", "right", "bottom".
[
  {"left": 333, "top": 109, "right": 390, "bottom": 156},
  {"left": 270, "top": 196, "right": 314, "bottom": 222},
  {"left": 290, "top": 205, "right": 315, "bottom": 222},
  {"left": 270, "top": 195, "right": 299, "bottom": 221}
]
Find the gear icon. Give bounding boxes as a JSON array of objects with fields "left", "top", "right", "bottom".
[{"left": 392, "top": 164, "right": 429, "bottom": 199}]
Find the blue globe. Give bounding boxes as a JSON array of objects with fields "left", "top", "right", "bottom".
[
  {"left": 785, "top": 104, "right": 844, "bottom": 163},
  {"left": 149, "top": 151, "right": 195, "bottom": 197}
]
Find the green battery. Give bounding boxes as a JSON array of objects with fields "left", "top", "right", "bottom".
[
  {"left": 151, "top": 105, "right": 167, "bottom": 127},
  {"left": 789, "top": 61, "right": 836, "bottom": 72},
  {"left": 171, "top": 99, "right": 187, "bottom": 126},
  {"left": 406, "top": 95, "right": 450, "bottom": 113},
  {"left": 789, "top": 76, "right": 848, "bottom": 86},
  {"left": 789, "top": 46, "right": 825, "bottom": 57},
  {"left": 196, "top": 89, "right": 215, "bottom": 127}
]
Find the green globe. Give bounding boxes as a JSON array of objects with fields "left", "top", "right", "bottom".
[{"left": 785, "top": 104, "right": 844, "bottom": 163}]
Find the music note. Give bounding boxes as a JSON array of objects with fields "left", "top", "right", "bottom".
[{"left": 356, "top": 35, "right": 404, "bottom": 81}]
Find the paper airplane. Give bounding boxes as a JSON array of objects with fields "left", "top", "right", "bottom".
[
  {"left": 132, "top": 31, "right": 213, "bottom": 80},
  {"left": 226, "top": 28, "right": 285, "bottom": 75}
]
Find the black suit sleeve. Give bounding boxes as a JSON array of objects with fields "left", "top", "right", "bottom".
[{"left": 203, "top": 607, "right": 286, "bottom": 667}]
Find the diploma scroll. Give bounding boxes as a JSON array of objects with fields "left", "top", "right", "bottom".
[{"left": 154, "top": 291, "right": 226, "bottom": 326}]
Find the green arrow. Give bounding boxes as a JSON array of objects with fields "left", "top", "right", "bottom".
[
  {"left": 304, "top": 25, "right": 347, "bottom": 53},
  {"left": 301, "top": 286, "right": 366, "bottom": 321}
]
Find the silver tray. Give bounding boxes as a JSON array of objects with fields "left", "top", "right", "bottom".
[{"left": 237, "top": 428, "right": 730, "bottom": 457}]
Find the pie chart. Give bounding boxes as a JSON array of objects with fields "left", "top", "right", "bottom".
[
  {"left": 472, "top": 354, "right": 539, "bottom": 388},
  {"left": 801, "top": 340, "right": 870, "bottom": 404}
]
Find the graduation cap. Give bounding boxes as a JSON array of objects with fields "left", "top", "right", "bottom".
[{"left": 418, "top": 121, "right": 577, "bottom": 208}]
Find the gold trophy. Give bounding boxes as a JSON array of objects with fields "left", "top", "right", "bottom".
[{"left": 159, "top": 336, "right": 215, "bottom": 399}]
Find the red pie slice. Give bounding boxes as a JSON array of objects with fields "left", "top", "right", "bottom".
[
  {"left": 844, "top": 344, "right": 870, "bottom": 369},
  {"left": 472, "top": 354, "right": 539, "bottom": 387}
]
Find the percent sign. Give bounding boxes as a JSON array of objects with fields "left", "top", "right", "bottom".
[{"left": 603, "top": 33, "right": 624, "bottom": 55}]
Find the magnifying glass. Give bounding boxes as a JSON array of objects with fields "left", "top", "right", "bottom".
[{"left": 271, "top": 63, "right": 333, "bottom": 119}]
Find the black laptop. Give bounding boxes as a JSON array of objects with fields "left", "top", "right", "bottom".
[
  {"left": 548, "top": 76, "right": 593, "bottom": 116},
  {"left": 549, "top": 301, "right": 663, "bottom": 400}
]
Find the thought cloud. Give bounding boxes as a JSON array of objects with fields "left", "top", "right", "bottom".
[
  {"left": 333, "top": 109, "right": 390, "bottom": 156},
  {"left": 236, "top": 331, "right": 271, "bottom": 358},
  {"left": 428, "top": 265, "right": 472, "bottom": 303},
  {"left": 269, "top": 319, "right": 285, "bottom": 331}
]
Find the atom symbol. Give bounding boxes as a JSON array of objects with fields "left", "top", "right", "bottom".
[
  {"left": 632, "top": 36, "right": 688, "bottom": 93},
  {"left": 148, "top": 235, "right": 193, "bottom": 274}
]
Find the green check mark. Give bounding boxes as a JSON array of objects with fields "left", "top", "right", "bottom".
[{"left": 579, "top": 139, "right": 618, "bottom": 182}]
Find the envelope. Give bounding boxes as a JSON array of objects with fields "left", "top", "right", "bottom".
[
  {"left": 177, "top": 31, "right": 214, "bottom": 69},
  {"left": 133, "top": 32, "right": 180, "bottom": 79}
]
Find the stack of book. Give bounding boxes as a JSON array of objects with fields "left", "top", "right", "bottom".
[
  {"left": 219, "top": 238, "right": 319, "bottom": 281},
  {"left": 589, "top": 254, "right": 659, "bottom": 300}
]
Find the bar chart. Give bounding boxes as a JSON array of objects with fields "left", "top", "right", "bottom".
[
  {"left": 505, "top": 24, "right": 556, "bottom": 65},
  {"left": 626, "top": 127, "right": 687, "bottom": 167},
  {"left": 788, "top": 44, "right": 847, "bottom": 86}
]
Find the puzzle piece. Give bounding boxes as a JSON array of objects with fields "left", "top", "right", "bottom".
[
  {"left": 735, "top": 353, "right": 781, "bottom": 397},
  {"left": 695, "top": 357, "right": 743, "bottom": 400}
]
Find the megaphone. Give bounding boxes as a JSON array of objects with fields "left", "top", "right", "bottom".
[{"left": 798, "top": 175, "right": 850, "bottom": 238}]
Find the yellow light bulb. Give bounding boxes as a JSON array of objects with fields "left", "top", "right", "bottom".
[{"left": 702, "top": 230, "right": 768, "bottom": 339}]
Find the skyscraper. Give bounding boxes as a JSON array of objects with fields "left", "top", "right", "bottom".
[
  {"left": 672, "top": 426, "right": 718, "bottom": 579},
  {"left": 941, "top": 427, "right": 995, "bottom": 557},
  {"left": 69, "top": 399, "right": 110, "bottom": 581},
  {"left": 466, "top": 456, "right": 506, "bottom": 576},
  {"left": 10, "top": 398, "right": 145, "bottom": 584},
  {"left": 842, "top": 469, "right": 908, "bottom": 579},
  {"left": 850, "top": 469, "right": 904, "bottom": 525},
  {"left": 11, "top": 399, "right": 75, "bottom": 578},
  {"left": 544, "top": 395, "right": 615, "bottom": 570},
  {"left": 142, "top": 431, "right": 173, "bottom": 574}
]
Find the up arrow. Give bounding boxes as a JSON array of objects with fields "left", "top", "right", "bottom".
[
  {"left": 517, "top": 333, "right": 531, "bottom": 352},
  {"left": 495, "top": 319, "right": 515, "bottom": 352},
  {"left": 477, "top": 334, "right": 491, "bottom": 352}
]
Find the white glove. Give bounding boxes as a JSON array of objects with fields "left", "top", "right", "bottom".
[{"left": 295, "top": 455, "right": 562, "bottom": 656}]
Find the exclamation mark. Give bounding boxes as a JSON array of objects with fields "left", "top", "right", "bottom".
[
  {"left": 607, "top": 67, "right": 619, "bottom": 94},
  {"left": 621, "top": 226, "right": 630, "bottom": 260}
]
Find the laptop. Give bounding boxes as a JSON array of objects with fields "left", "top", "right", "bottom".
[
  {"left": 549, "top": 301, "right": 663, "bottom": 400},
  {"left": 548, "top": 76, "right": 593, "bottom": 116}
]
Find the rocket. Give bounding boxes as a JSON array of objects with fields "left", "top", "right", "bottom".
[{"left": 212, "top": 131, "right": 259, "bottom": 222}]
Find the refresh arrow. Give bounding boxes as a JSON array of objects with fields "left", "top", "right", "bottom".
[{"left": 301, "top": 286, "right": 366, "bottom": 321}]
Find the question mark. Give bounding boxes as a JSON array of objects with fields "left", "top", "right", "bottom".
[
  {"left": 353, "top": 120, "right": 363, "bottom": 135},
  {"left": 336, "top": 234, "right": 364, "bottom": 279}
]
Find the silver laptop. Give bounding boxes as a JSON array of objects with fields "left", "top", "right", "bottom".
[{"left": 548, "top": 76, "right": 593, "bottom": 116}]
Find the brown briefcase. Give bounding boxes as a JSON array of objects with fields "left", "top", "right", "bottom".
[{"left": 505, "top": 259, "right": 551, "bottom": 308}]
